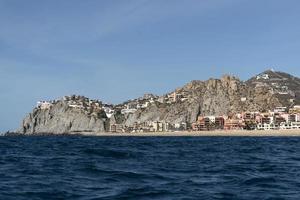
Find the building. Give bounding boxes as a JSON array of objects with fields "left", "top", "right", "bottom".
[
  {"left": 141, "top": 102, "right": 150, "bottom": 108},
  {"left": 256, "top": 74, "right": 269, "bottom": 80},
  {"left": 192, "top": 117, "right": 211, "bottom": 131},
  {"left": 215, "top": 117, "right": 225, "bottom": 129},
  {"left": 241, "top": 97, "right": 247, "bottom": 102},
  {"left": 171, "top": 122, "right": 187, "bottom": 131},
  {"left": 291, "top": 122, "right": 300, "bottom": 129},
  {"left": 281, "top": 114, "right": 296, "bottom": 123},
  {"left": 274, "top": 107, "right": 287, "bottom": 113},
  {"left": 274, "top": 116, "right": 286, "bottom": 125},
  {"left": 257, "top": 123, "right": 278, "bottom": 130},
  {"left": 192, "top": 116, "right": 224, "bottom": 131},
  {"left": 224, "top": 119, "right": 244, "bottom": 130},
  {"left": 280, "top": 123, "right": 291, "bottom": 130},
  {"left": 296, "top": 114, "right": 300, "bottom": 122},
  {"left": 289, "top": 105, "right": 300, "bottom": 114},
  {"left": 121, "top": 105, "right": 137, "bottom": 114},
  {"left": 37, "top": 101, "right": 52, "bottom": 110},
  {"left": 110, "top": 124, "right": 124, "bottom": 133},
  {"left": 259, "top": 116, "right": 272, "bottom": 124},
  {"left": 157, "top": 96, "right": 166, "bottom": 104},
  {"left": 152, "top": 121, "right": 169, "bottom": 132},
  {"left": 69, "top": 104, "right": 84, "bottom": 109},
  {"left": 103, "top": 107, "right": 115, "bottom": 118},
  {"left": 243, "top": 112, "right": 256, "bottom": 121}
]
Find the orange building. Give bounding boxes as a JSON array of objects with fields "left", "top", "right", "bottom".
[
  {"left": 192, "top": 117, "right": 211, "bottom": 131},
  {"left": 192, "top": 116, "right": 225, "bottom": 131},
  {"left": 224, "top": 119, "right": 244, "bottom": 130}
]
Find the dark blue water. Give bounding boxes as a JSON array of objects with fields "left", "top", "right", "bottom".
[{"left": 1, "top": 136, "right": 300, "bottom": 200}]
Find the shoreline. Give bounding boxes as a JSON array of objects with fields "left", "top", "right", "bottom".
[
  {"left": 4, "top": 129, "right": 300, "bottom": 137},
  {"left": 81, "top": 129, "right": 300, "bottom": 137}
]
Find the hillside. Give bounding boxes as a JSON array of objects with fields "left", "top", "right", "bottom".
[
  {"left": 120, "top": 74, "right": 283, "bottom": 127},
  {"left": 246, "top": 70, "right": 300, "bottom": 106}
]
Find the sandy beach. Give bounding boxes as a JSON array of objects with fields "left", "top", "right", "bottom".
[{"left": 82, "top": 129, "right": 300, "bottom": 137}]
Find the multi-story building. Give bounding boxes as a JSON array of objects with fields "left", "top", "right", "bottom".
[
  {"left": 192, "top": 117, "right": 211, "bottom": 131},
  {"left": 291, "top": 122, "right": 300, "bottom": 129},
  {"left": 259, "top": 116, "right": 272, "bottom": 124},
  {"left": 110, "top": 124, "right": 124, "bottom": 133},
  {"left": 274, "top": 116, "right": 286, "bottom": 125},
  {"left": 215, "top": 117, "right": 225, "bottom": 129},
  {"left": 257, "top": 123, "right": 279, "bottom": 130},
  {"left": 224, "top": 119, "right": 244, "bottom": 130},
  {"left": 152, "top": 121, "right": 169, "bottom": 132}
]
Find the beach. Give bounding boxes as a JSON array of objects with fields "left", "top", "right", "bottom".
[{"left": 82, "top": 129, "right": 300, "bottom": 137}]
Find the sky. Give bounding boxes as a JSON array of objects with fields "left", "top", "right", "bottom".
[{"left": 1, "top": 0, "right": 300, "bottom": 132}]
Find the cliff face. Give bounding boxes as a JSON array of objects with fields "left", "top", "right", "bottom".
[
  {"left": 121, "top": 75, "right": 282, "bottom": 126},
  {"left": 18, "top": 100, "right": 107, "bottom": 135}
]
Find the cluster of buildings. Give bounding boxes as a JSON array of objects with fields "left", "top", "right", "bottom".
[
  {"left": 109, "top": 105, "right": 300, "bottom": 133},
  {"left": 112, "top": 94, "right": 158, "bottom": 115},
  {"left": 62, "top": 95, "right": 103, "bottom": 114},
  {"left": 192, "top": 106, "right": 300, "bottom": 131},
  {"left": 158, "top": 91, "right": 189, "bottom": 104},
  {"left": 37, "top": 92, "right": 191, "bottom": 120},
  {"left": 37, "top": 95, "right": 104, "bottom": 117},
  {"left": 110, "top": 121, "right": 187, "bottom": 133},
  {"left": 254, "top": 72, "right": 295, "bottom": 96},
  {"left": 117, "top": 91, "right": 189, "bottom": 116}
]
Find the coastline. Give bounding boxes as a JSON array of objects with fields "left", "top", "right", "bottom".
[
  {"left": 81, "top": 129, "right": 300, "bottom": 137},
  {"left": 4, "top": 129, "right": 300, "bottom": 137}
]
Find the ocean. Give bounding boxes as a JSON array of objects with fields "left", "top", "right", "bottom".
[{"left": 0, "top": 136, "right": 300, "bottom": 200}]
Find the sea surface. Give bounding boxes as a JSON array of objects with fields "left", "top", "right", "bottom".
[{"left": 1, "top": 136, "right": 300, "bottom": 200}]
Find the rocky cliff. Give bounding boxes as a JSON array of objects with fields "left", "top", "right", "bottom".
[
  {"left": 121, "top": 74, "right": 283, "bottom": 126},
  {"left": 18, "top": 96, "right": 107, "bottom": 135}
]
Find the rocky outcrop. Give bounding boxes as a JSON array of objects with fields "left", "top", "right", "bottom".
[
  {"left": 119, "top": 74, "right": 285, "bottom": 126},
  {"left": 18, "top": 100, "right": 107, "bottom": 135}
]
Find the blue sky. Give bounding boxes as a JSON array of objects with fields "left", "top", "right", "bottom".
[{"left": 1, "top": 0, "right": 300, "bottom": 132}]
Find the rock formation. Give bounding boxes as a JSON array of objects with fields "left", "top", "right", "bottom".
[
  {"left": 121, "top": 74, "right": 284, "bottom": 126},
  {"left": 18, "top": 96, "right": 107, "bottom": 135}
]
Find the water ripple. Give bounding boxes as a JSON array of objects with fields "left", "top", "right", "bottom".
[{"left": 1, "top": 136, "right": 300, "bottom": 199}]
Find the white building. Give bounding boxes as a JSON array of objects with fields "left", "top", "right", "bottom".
[
  {"left": 152, "top": 121, "right": 169, "bottom": 132},
  {"left": 291, "top": 122, "right": 300, "bottom": 129},
  {"left": 142, "top": 102, "right": 150, "bottom": 108},
  {"left": 279, "top": 123, "right": 291, "bottom": 130},
  {"left": 274, "top": 107, "right": 287, "bottom": 113},
  {"left": 207, "top": 116, "right": 216, "bottom": 123},
  {"left": 241, "top": 97, "right": 247, "bottom": 102},
  {"left": 137, "top": 102, "right": 150, "bottom": 109},
  {"left": 173, "top": 122, "right": 187, "bottom": 130},
  {"left": 256, "top": 74, "right": 269, "bottom": 80},
  {"left": 121, "top": 108, "right": 137, "bottom": 114},
  {"left": 69, "top": 104, "right": 84, "bottom": 109},
  {"left": 149, "top": 98, "right": 155, "bottom": 103},
  {"left": 103, "top": 107, "right": 115, "bottom": 118},
  {"left": 37, "top": 101, "right": 52, "bottom": 109},
  {"left": 257, "top": 123, "right": 278, "bottom": 130},
  {"left": 294, "top": 105, "right": 300, "bottom": 109}
]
